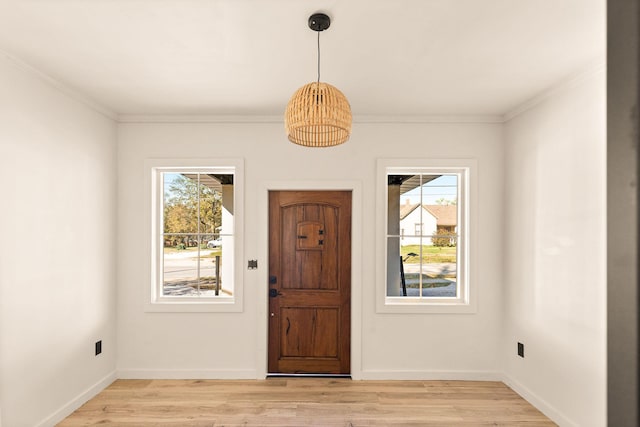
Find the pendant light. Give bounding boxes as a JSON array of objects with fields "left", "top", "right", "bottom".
[{"left": 284, "top": 13, "right": 352, "bottom": 147}]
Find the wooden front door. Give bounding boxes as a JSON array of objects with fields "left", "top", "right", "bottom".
[{"left": 268, "top": 191, "right": 351, "bottom": 374}]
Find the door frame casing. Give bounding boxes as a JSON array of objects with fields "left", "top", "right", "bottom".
[{"left": 257, "top": 181, "right": 363, "bottom": 379}]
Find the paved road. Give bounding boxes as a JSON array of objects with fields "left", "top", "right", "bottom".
[
  {"left": 163, "top": 250, "right": 218, "bottom": 280},
  {"left": 402, "top": 262, "right": 457, "bottom": 297},
  {"left": 403, "top": 262, "right": 456, "bottom": 277},
  {"left": 162, "top": 250, "right": 222, "bottom": 296},
  {"left": 405, "top": 281, "right": 457, "bottom": 297}
]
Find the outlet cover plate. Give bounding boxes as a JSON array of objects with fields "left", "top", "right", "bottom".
[{"left": 517, "top": 342, "right": 524, "bottom": 358}]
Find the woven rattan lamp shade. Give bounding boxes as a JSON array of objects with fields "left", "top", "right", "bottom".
[{"left": 285, "top": 82, "right": 352, "bottom": 147}]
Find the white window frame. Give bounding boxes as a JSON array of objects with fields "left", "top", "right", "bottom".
[
  {"left": 144, "top": 158, "right": 244, "bottom": 313},
  {"left": 376, "top": 158, "right": 477, "bottom": 314}
]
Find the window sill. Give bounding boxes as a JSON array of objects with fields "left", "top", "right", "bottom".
[
  {"left": 144, "top": 298, "right": 241, "bottom": 313},
  {"left": 376, "top": 297, "right": 477, "bottom": 314}
]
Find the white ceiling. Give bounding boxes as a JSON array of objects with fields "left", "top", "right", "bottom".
[{"left": 0, "top": 0, "right": 605, "bottom": 119}]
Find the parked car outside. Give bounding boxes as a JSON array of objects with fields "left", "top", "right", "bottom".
[{"left": 207, "top": 238, "right": 222, "bottom": 248}]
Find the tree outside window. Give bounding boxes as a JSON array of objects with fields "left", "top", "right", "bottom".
[{"left": 160, "top": 172, "right": 234, "bottom": 298}]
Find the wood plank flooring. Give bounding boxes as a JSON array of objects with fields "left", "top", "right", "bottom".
[{"left": 58, "top": 379, "right": 556, "bottom": 426}]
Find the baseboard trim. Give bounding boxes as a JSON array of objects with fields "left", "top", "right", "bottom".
[
  {"left": 118, "top": 369, "right": 258, "bottom": 379},
  {"left": 35, "top": 370, "right": 117, "bottom": 427},
  {"left": 360, "top": 369, "right": 502, "bottom": 381},
  {"left": 502, "top": 373, "right": 577, "bottom": 427}
]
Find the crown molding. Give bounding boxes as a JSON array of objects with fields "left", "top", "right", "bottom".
[
  {"left": 1, "top": 49, "right": 118, "bottom": 121},
  {"left": 353, "top": 115, "right": 504, "bottom": 124},
  {"left": 502, "top": 57, "right": 606, "bottom": 123},
  {"left": 116, "top": 115, "right": 283, "bottom": 124},
  {"left": 116, "top": 114, "right": 504, "bottom": 124}
]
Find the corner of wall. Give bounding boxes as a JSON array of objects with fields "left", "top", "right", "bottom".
[
  {"left": 34, "top": 372, "right": 117, "bottom": 427},
  {"left": 499, "top": 60, "right": 606, "bottom": 427}
]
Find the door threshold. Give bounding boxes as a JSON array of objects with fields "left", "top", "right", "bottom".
[{"left": 267, "top": 373, "right": 352, "bottom": 379}]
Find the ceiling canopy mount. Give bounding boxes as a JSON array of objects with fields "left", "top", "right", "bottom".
[
  {"left": 284, "top": 12, "right": 352, "bottom": 148},
  {"left": 308, "top": 13, "right": 330, "bottom": 32}
]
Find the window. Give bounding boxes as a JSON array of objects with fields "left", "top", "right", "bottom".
[
  {"left": 146, "top": 159, "right": 243, "bottom": 312},
  {"left": 377, "top": 159, "right": 475, "bottom": 313}
]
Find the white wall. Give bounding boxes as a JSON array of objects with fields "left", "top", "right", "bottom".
[
  {"left": 0, "top": 55, "right": 117, "bottom": 426},
  {"left": 502, "top": 67, "right": 606, "bottom": 426},
  {"left": 116, "top": 120, "right": 504, "bottom": 379}
]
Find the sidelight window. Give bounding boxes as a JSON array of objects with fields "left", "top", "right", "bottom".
[
  {"left": 377, "top": 159, "right": 475, "bottom": 313},
  {"left": 146, "top": 159, "right": 244, "bottom": 312}
]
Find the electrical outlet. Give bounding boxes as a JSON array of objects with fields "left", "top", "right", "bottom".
[
  {"left": 517, "top": 342, "right": 524, "bottom": 358},
  {"left": 95, "top": 340, "right": 102, "bottom": 356}
]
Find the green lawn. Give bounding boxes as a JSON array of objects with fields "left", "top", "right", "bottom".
[
  {"left": 201, "top": 249, "right": 222, "bottom": 258},
  {"left": 401, "top": 245, "right": 457, "bottom": 263}
]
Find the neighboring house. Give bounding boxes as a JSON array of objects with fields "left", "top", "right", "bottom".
[{"left": 399, "top": 202, "right": 457, "bottom": 246}]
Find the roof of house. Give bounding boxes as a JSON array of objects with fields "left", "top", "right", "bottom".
[
  {"left": 400, "top": 203, "right": 457, "bottom": 227},
  {"left": 399, "top": 203, "right": 420, "bottom": 220},
  {"left": 424, "top": 205, "right": 457, "bottom": 227}
]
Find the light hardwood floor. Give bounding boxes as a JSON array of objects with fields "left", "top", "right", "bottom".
[{"left": 59, "top": 379, "right": 556, "bottom": 426}]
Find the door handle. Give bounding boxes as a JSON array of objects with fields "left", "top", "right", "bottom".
[{"left": 269, "top": 288, "right": 281, "bottom": 298}]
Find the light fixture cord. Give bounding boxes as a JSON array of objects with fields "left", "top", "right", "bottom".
[{"left": 317, "top": 30, "right": 321, "bottom": 86}]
